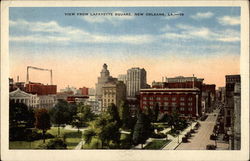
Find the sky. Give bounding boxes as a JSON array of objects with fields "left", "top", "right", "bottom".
[{"left": 9, "top": 7, "right": 240, "bottom": 90}]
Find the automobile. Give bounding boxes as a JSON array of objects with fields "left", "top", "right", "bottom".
[{"left": 206, "top": 144, "right": 216, "bottom": 150}]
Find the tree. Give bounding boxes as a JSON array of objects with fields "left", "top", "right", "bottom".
[
  {"left": 35, "top": 108, "right": 51, "bottom": 143},
  {"left": 107, "top": 103, "right": 121, "bottom": 126},
  {"left": 119, "top": 101, "right": 130, "bottom": 129},
  {"left": 132, "top": 112, "right": 151, "bottom": 149},
  {"left": 83, "top": 128, "right": 96, "bottom": 144},
  {"left": 71, "top": 104, "right": 96, "bottom": 131},
  {"left": 153, "top": 103, "right": 160, "bottom": 122},
  {"left": 50, "top": 100, "right": 71, "bottom": 136},
  {"left": 84, "top": 111, "right": 121, "bottom": 149},
  {"left": 9, "top": 100, "right": 35, "bottom": 141}
]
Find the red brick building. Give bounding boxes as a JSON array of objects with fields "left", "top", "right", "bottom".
[
  {"left": 79, "top": 87, "right": 89, "bottom": 95},
  {"left": 26, "top": 82, "right": 57, "bottom": 95},
  {"left": 140, "top": 88, "right": 202, "bottom": 118}
]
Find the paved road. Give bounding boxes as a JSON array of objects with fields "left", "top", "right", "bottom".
[{"left": 176, "top": 110, "right": 229, "bottom": 150}]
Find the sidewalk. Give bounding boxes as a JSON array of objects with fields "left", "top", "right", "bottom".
[{"left": 162, "top": 121, "right": 197, "bottom": 150}]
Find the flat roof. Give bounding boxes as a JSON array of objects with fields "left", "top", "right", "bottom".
[{"left": 140, "top": 88, "right": 200, "bottom": 92}]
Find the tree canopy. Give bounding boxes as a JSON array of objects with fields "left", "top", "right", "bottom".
[{"left": 35, "top": 108, "right": 51, "bottom": 143}]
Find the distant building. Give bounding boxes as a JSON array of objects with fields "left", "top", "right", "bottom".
[
  {"left": 88, "top": 88, "right": 96, "bottom": 96},
  {"left": 224, "top": 75, "right": 240, "bottom": 128},
  {"left": 101, "top": 81, "right": 126, "bottom": 111},
  {"left": 9, "top": 78, "right": 26, "bottom": 92},
  {"left": 152, "top": 76, "right": 204, "bottom": 90},
  {"left": 85, "top": 95, "right": 102, "bottom": 114},
  {"left": 67, "top": 95, "right": 89, "bottom": 104},
  {"left": 202, "top": 84, "right": 216, "bottom": 113},
  {"left": 233, "top": 82, "right": 241, "bottom": 150},
  {"left": 118, "top": 74, "right": 127, "bottom": 85},
  {"left": 140, "top": 88, "right": 202, "bottom": 118},
  {"left": 26, "top": 82, "right": 57, "bottom": 95},
  {"left": 95, "top": 64, "right": 117, "bottom": 100},
  {"left": 126, "top": 67, "right": 147, "bottom": 99},
  {"left": 10, "top": 88, "right": 39, "bottom": 108},
  {"left": 79, "top": 87, "right": 89, "bottom": 95},
  {"left": 224, "top": 74, "right": 240, "bottom": 150},
  {"left": 217, "top": 87, "right": 226, "bottom": 103},
  {"left": 10, "top": 88, "right": 56, "bottom": 109},
  {"left": 38, "top": 95, "right": 57, "bottom": 109},
  {"left": 60, "top": 86, "right": 79, "bottom": 95}
]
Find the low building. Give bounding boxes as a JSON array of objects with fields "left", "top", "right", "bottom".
[
  {"left": 79, "top": 87, "right": 89, "bottom": 95},
  {"left": 85, "top": 95, "right": 102, "bottom": 114},
  {"left": 9, "top": 88, "right": 39, "bottom": 108},
  {"left": 102, "top": 81, "right": 126, "bottom": 111},
  {"left": 26, "top": 82, "right": 57, "bottom": 95},
  {"left": 140, "top": 88, "right": 202, "bottom": 118},
  {"left": 67, "top": 95, "right": 89, "bottom": 104},
  {"left": 38, "top": 95, "right": 57, "bottom": 109}
]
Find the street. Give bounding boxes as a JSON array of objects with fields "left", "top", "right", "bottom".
[{"left": 176, "top": 109, "right": 229, "bottom": 150}]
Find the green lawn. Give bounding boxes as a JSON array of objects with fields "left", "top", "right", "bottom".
[
  {"left": 9, "top": 139, "right": 54, "bottom": 149},
  {"left": 9, "top": 127, "right": 82, "bottom": 150},
  {"left": 144, "top": 140, "right": 170, "bottom": 149}
]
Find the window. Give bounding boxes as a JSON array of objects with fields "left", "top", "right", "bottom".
[
  {"left": 156, "top": 97, "right": 161, "bottom": 100},
  {"left": 149, "top": 97, "right": 154, "bottom": 100},
  {"left": 158, "top": 102, "right": 162, "bottom": 106},
  {"left": 180, "top": 107, "right": 185, "bottom": 111},
  {"left": 188, "top": 108, "right": 192, "bottom": 111},
  {"left": 180, "top": 97, "right": 185, "bottom": 101},
  {"left": 172, "top": 102, "right": 177, "bottom": 106},
  {"left": 164, "top": 102, "right": 169, "bottom": 106},
  {"left": 163, "top": 97, "right": 168, "bottom": 101},
  {"left": 188, "top": 102, "right": 192, "bottom": 106},
  {"left": 143, "top": 101, "right": 147, "bottom": 105},
  {"left": 143, "top": 97, "right": 147, "bottom": 100},
  {"left": 164, "top": 106, "right": 168, "bottom": 110},
  {"left": 149, "top": 102, "right": 154, "bottom": 105},
  {"left": 172, "top": 97, "right": 176, "bottom": 101},
  {"left": 180, "top": 102, "right": 185, "bottom": 106},
  {"left": 188, "top": 97, "right": 193, "bottom": 101}
]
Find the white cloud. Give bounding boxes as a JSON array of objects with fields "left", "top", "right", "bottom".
[
  {"left": 190, "top": 12, "right": 214, "bottom": 20},
  {"left": 217, "top": 16, "right": 240, "bottom": 26},
  {"left": 10, "top": 19, "right": 152, "bottom": 45},
  {"left": 81, "top": 11, "right": 134, "bottom": 25},
  {"left": 161, "top": 23, "right": 240, "bottom": 42}
]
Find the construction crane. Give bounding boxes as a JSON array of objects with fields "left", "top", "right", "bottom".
[{"left": 26, "top": 66, "right": 53, "bottom": 85}]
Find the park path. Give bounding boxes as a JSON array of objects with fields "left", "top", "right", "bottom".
[{"left": 62, "top": 125, "right": 87, "bottom": 150}]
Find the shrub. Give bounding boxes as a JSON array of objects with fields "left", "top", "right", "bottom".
[
  {"left": 120, "top": 134, "right": 132, "bottom": 149},
  {"left": 46, "top": 138, "right": 67, "bottom": 149},
  {"left": 150, "top": 132, "right": 166, "bottom": 138}
]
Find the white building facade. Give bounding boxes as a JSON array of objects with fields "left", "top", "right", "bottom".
[
  {"left": 9, "top": 88, "right": 39, "bottom": 108},
  {"left": 126, "top": 67, "right": 147, "bottom": 98}
]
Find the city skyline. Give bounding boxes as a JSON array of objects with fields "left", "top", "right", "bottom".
[{"left": 9, "top": 7, "right": 240, "bottom": 90}]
